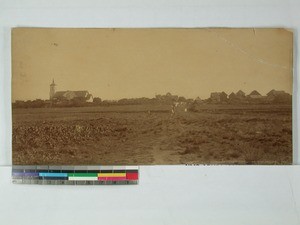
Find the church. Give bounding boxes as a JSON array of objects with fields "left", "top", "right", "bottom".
[{"left": 49, "top": 79, "right": 93, "bottom": 102}]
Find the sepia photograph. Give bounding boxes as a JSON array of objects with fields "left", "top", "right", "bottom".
[{"left": 12, "top": 28, "right": 293, "bottom": 165}]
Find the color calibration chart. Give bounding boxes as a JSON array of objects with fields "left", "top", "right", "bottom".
[{"left": 12, "top": 166, "right": 139, "bottom": 185}]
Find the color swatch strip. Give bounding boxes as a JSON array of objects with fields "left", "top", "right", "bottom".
[{"left": 12, "top": 166, "right": 139, "bottom": 185}]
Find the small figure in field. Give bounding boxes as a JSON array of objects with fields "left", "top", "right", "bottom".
[
  {"left": 171, "top": 103, "right": 176, "bottom": 117},
  {"left": 171, "top": 102, "right": 180, "bottom": 117}
]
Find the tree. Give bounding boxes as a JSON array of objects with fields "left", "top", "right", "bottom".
[{"left": 93, "top": 97, "right": 102, "bottom": 104}]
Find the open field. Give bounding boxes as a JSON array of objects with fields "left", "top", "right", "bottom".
[{"left": 12, "top": 104, "right": 292, "bottom": 165}]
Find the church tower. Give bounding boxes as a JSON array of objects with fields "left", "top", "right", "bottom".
[{"left": 49, "top": 79, "right": 56, "bottom": 100}]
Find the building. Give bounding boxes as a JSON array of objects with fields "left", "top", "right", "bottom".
[
  {"left": 49, "top": 79, "right": 93, "bottom": 102},
  {"left": 228, "top": 92, "right": 237, "bottom": 100},
  {"left": 267, "top": 89, "right": 287, "bottom": 98},
  {"left": 266, "top": 89, "right": 291, "bottom": 103},
  {"left": 194, "top": 96, "right": 202, "bottom": 103},
  {"left": 210, "top": 92, "right": 228, "bottom": 103},
  {"left": 248, "top": 90, "right": 262, "bottom": 99},
  {"left": 236, "top": 90, "right": 246, "bottom": 99}
]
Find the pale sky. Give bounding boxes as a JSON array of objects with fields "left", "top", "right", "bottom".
[{"left": 12, "top": 28, "right": 293, "bottom": 101}]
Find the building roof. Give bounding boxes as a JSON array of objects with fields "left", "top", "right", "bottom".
[
  {"left": 229, "top": 92, "right": 236, "bottom": 98},
  {"left": 249, "top": 90, "right": 261, "bottom": 96},
  {"left": 73, "top": 91, "right": 89, "bottom": 98},
  {"left": 267, "top": 89, "right": 286, "bottom": 96},
  {"left": 53, "top": 90, "right": 90, "bottom": 99},
  {"left": 211, "top": 92, "right": 227, "bottom": 96},
  {"left": 53, "top": 91, "right": 67, "bottom": 98},
  {"left": 236, "top": 90, "right": 245, "bottom": 96},
  {"left": 210, "top": 92, "right": 220, "bottom": 97}
]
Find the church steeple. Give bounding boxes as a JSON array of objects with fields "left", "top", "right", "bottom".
[{"left": 50, "top": 78, "right": 56, "bottom": 100}]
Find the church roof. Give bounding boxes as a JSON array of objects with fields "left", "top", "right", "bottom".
[
  {"left": 73, "top": 91, "right": 89, "bottom": 98},
  {"left": 53, "top": 90, "right": 90, "bottom": 99},
  {"left": 53, "top": 91, "right": 66, "bottom": 98}
]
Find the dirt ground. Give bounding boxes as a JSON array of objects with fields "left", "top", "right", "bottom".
[{"left": 12, "top": 104, "right": 292, "bottom": 165}]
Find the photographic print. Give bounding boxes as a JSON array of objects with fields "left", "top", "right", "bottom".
[{"left": 12, "top": 28, "right": 293, "bottom": 165}]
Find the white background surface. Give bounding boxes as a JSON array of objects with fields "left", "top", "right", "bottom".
[{"left": 0, "top": 0, "right": 300, "bottom": 224}]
